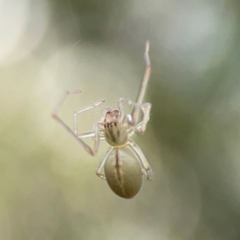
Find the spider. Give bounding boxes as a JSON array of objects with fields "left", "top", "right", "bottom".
[{"left": 52, "top": 41, "right": 153, "bottom": 199}]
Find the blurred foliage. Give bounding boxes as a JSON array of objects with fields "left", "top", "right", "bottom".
[{"left": 1, "top": 0, "right": 240, "bottom": 239}]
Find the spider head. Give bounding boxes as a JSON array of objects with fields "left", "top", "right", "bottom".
[{"left": 104, "top": 110, "right": 121, "bottom": 126}]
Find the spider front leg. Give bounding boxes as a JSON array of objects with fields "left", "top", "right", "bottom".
[
  {"left": 116, "top": 98, "right": 135, "bottom": 127},
  {"left": 135, "top": 102, "right": 151, "bottom": 134},
  {"left": 73, "top": 102, "right": 105, "bottom": 154},
  {"left": 52, "top": 89, "right": 105, "bottom": 156},
  {"left": 77, "top": 122, "right": 105, "bottom": 155},
  {"left": 127, "top": 99, "right": 151, "bottom": 134},
  {"left": 132, "top": 40, "right": 151, "bottom": 124},
  {"left": 117, "top": 98, "right": 125, "bottom": 121}
]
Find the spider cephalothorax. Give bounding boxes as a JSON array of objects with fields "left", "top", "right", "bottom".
[
  {"left": 53, "top": 41, "right": 152, "bottom": 199},
  {"left": 104, "top": 110, "right": 128, "bottom": 146}
]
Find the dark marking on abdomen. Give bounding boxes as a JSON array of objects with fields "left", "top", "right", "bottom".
[{"left": 115, "top": 149, "right": 121, "bottom": 182}]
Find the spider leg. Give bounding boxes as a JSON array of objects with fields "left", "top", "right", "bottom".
[
  {"left": 76, "top": 122, "right": 105, "bottom": 154},
  {"left": 73, "top": 100, "right": 105, "bottom": 134},
  {"left": 73, "top": 99, "right": 106, "bottom": 154},
  {"left": 77, "top": 131, "right": 105, "bottom": 140},
  {"left": 74, "top": 106, "right": 110, "bottom": 155},
  {"left": 77, "top": 122, "right": 105, "bottom": 138},
  {"left": 123, "top": 114, "right": 133, "bottom": 126},
  {"left": 135, "top": 102, "right": 151, "bottom": 134},
  {"left": 96, "top": 147, "right": 113, "bottom": 180},
  {"left": 127, "top": 99, "right": 151, "bottom": 134},
  {"left": 52, "top": 89, "right": 105, "bottom": 156},
  {"left": 128, "top": 140, "right": 153, "bottom": 180},
  {"left": 132, "top": 40, "right": 151, "bottom": 124},
  {"left": 117, "top": 98, "right": 135, "bottom": 127},
  {"left": 117, "top": 98, "right": 125, "bottom": 121}
]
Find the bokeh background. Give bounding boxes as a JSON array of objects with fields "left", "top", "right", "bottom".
[{"left": 1, "top": 0, "right": 240, "bottom": 239}]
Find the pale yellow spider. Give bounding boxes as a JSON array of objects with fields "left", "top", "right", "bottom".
[{"left": 52, "top": 41, "right": 152, "bottom": 199}]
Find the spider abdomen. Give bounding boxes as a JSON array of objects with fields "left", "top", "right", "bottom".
[
  {"left": 104, "top": 123, "right": 128, "bottom": 146},
  {"left": 104, "top": 146, "right": 143, "bottom": 199}
]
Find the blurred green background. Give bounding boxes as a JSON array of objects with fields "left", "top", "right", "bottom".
[{"left": 1, "top": 0, "right": 240, "bottom": 239}]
